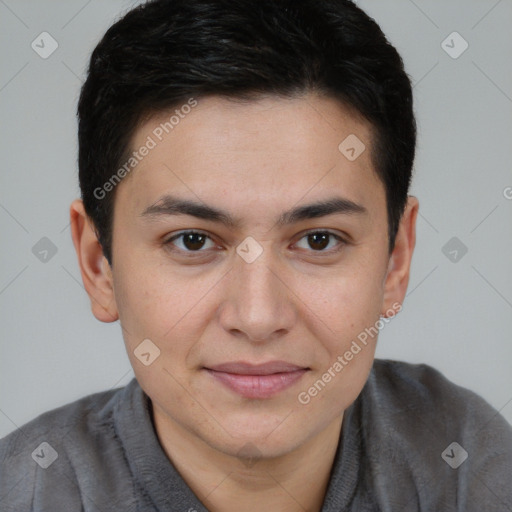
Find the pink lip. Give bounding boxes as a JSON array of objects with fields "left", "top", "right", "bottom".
[{"left": 204, "top": 361, "right": 309, "bottom": 399}]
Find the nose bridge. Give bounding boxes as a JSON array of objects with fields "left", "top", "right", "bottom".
[
  {"left": 222, "top": 246, "right": 294, "bottom": 341},
  {"left": 239, "top": 255, "right": 278, "bottom": 305}
]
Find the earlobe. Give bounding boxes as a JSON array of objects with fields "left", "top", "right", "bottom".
[
  {"left": 69, "top": 199, "right": 119, "bottom": 323},
  {"left": 381, "top": 196, "right": 419, "bottom": 317}
]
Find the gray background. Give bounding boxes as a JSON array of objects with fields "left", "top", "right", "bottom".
[{"left": 1, "top": 0, "right": 511, "bottom": 439}]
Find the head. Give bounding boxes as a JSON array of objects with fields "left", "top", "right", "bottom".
[{"left": 71, "top": 0, "right": 418, "bottom": 461}]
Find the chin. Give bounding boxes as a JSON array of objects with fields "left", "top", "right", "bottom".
[
  {"left": 213, "top": 431, "right": 303, "bottom": 462},
  {"left": 198, "top": 411, "right": 310, "bottom": 460}
]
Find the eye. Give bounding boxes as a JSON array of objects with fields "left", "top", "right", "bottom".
[
  {"left": 294, "top": 230, "right": 345, "bottom": 252},
  {"left": 164, "top": 229, "right": 347, "bottom": 257},
  {"left": 165, "top": 230, "right": 216, "bottom": 252}
]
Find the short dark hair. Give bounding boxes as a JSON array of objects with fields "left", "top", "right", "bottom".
[{"left": 78, "top": 0, "right": 416, "bottom": 264}]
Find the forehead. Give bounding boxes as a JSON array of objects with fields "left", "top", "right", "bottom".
[{"left": 116, "top": 94, "right": 384, "bottom": 222}]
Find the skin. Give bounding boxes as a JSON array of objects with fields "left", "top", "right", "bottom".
[{"left": 71, "top": 93, "right": 419, "bottom": 512}]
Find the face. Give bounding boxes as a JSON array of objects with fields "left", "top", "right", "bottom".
[{"left": 86, "top": 94, "right": 411, "bottom": 459}]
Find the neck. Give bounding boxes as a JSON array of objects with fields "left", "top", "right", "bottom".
[{"left": 153, "top": 406, "right": 343, "bottom": 512}]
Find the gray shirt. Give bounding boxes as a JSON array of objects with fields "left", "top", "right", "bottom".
[{"left": 1, "top": 359, "right": 511, "bottom": 511}]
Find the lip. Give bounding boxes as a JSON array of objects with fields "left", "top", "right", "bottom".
[{"left": 204, "top": 361, "right": 309, "bottom": 399}]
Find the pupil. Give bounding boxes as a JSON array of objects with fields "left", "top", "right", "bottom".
[
  {"left": 308, "top": 233, "right": 329, "bottom": 250},
  {"left": 184, "top": 233, "right": 205, "bottom": 251}
]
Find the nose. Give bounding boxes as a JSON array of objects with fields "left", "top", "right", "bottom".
[{"left": 218, "top": 249, "right": 297, "bottom": 343}]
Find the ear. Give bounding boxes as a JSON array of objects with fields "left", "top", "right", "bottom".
[
  {"left": 381, "top": 195, "right": 419, "bottom": 317},
  {"left": 70, "top": 199, "right": 119, "bottom": 323}
]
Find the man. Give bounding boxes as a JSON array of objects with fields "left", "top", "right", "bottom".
[{"left": 1, "top": 0, "right": 511, "bottom": 510}]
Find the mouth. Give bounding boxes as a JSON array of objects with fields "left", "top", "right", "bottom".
[{"left": 203, "top": 361, "right": 310, "bottom": 399}]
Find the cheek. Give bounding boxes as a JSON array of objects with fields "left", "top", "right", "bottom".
[
  {"left": 295, "top": 258, "right": 385, "bottom": 337},
  {"left": 112, "top": 258, "right": 216, "bottom": 356},
  {"left": 113, "top": 264, "right": 206, "bottom": 397},
  {"left": 292, "top": 256, "right": 385, "bottom": 411},
  {"left": 295, "top": 274, "right": 381, "bottom": 415}
]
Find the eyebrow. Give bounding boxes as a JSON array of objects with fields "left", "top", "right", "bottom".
[{"left": 140, "top": 194, "right": 368, "bottom": 228}]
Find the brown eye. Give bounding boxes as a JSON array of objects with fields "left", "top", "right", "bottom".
[
  {"left": 307, "top": 232, "right": 330, "bottom": 251},
  {"left": 166, "top": 231, "right": 215, "bottom": 252},
  {"left": 295, "top": 231, "right": 344, "bottom": 252}
]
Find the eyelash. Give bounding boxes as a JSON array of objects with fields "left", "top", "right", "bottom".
[{"left": 164, "top": 229, "right": 347, "bottom": 257}]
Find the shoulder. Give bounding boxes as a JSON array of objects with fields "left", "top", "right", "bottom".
[
  {"left": 0, "top": 383, "right": 123, "bottom": 459},
  {"left": 359, "top": 359, "right": 512, "bottom": 511},
  {"left": 369, "top": 358, "right": 486, "bottom": 404},
  {"left": 0, "top": 380, "right": 136, "bottom": 511},
  {"left": 368, "top": 359, "right": 510, "bottom": 432}
]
